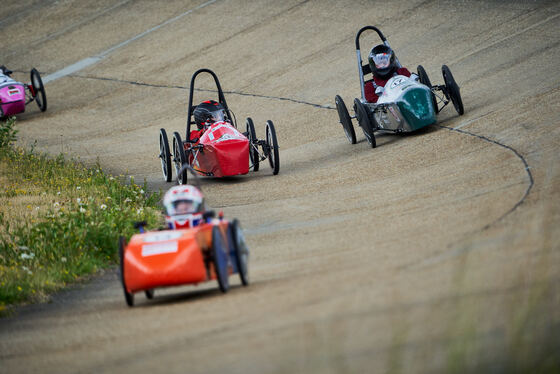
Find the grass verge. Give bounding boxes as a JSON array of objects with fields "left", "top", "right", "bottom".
[{"left": 0, "top": 117, "right": 161, "bottom": 314}]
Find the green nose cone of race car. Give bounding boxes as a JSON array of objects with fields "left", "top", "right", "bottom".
[{"left": 397, "top": 87, "right": 437, "bottom": 131}]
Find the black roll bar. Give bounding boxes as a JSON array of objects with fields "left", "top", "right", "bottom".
[{"left": 186, "top": 68, "right": 231, "bottom": 141}]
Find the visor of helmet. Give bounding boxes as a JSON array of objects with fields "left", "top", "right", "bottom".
[
  {"left": 373, "top": 53, "right": 391, "bottom": 69},
  {"left": 209, "top": 109, "right": 227, "bottom": 123},
  {"left": 166, "top": 199, "right": 202, "bottom": 216}
]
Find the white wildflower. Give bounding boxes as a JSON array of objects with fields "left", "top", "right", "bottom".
[
  {"left": 57, "top": 191, "right": 61, "bottom": 195},
  {"left": 18, "top": 246, "right": 29, "bottom": 251},
  {"left": 124, "top": 198, "right": 132, "bottom": 203},
  {"left": 61, "top": 257, "right": 67, "bottom": 263},
  {"left": 79, "top": 207, "right": 86, "bottom": 213},
  {"left": 20, "top": 252, "right": 35, "bottom": 260},
  {"left": 76, "top": 186, "right": 81, "bottom": 190},
  {"left": 76, "top": 198, "right": 81, "bottom": 204},
  {"left": 140, "top": 189, "right": 144, "bottom": 194},
  {"left": 54, "top": 202, "right": 60, "bottom": 208},
  {"left": 22, "top": 266, "right": 33, "bottom": 275},
  {"left": 109, "top": 176, "right": 115, "bottom": 181},
  {"left": 136, "top": 208, "right": 143, "bottom": 214},
  {"left": 100, "top": 204, "right": 107, "bottom": 210}
]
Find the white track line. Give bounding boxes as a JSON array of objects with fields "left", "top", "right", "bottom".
[
  {"left": 42, "top": 0, "right": 218, "bottom": 84},
  {"left": 453, "top": 110, "right": 495, "bottom": 130},
  {"left": 4, "top": 0, "right": 132, "bottom": 58},
  {"left": 450, "top": 12, "right": 560, "bottom": 66}
]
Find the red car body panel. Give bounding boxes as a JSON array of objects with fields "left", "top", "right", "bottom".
[{"left": 188, "top": 122, "right": 249, "bottom": 177}]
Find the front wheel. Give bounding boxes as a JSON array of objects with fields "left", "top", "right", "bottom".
[
  {"left": 30, "top": 68, "right": 46, "bottom": 112},
  {"left": 230, "top": 219, "right": 249, "bottom": 286},
  {"left": 442, "top": 65, "right": 464, "bottom": 116},
  {"left": 119, "top": 236, "right": 134, "bottom": 307},
  {"left": 172, "top": 132, "right": 188, "bottom": 185},
  {"left": 265, "top": 120, "right": 280, "bottom": 175},
  {"left": 335, "top": 95, "right": 356, "bottom": 144},
  {"left": 212, "top": 226, "right": 230, "bottom": 293},
  {"left": 353, "top": 98, "right": 376, "bottom": 148},
  {"left": 246, "top": 118, "right": 259, "bottom": 171},
  {"left": 159, "top": 128, "right": 172, "bottom": 182},
  {"left": 417, "top": 65, "right": 439, "bottom": 114}
]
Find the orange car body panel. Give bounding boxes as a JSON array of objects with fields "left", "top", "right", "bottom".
[{"left": 123, "top": 222, "right": 229, "bottom": 293}]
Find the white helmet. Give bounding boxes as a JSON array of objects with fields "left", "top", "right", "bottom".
[{"left": 163, "top": 185, "right": 204, "bottom": 229}]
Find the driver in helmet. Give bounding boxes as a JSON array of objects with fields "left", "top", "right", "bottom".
[
  {"left": 163, "top": 185, "right": 205, "bottom": 229},
  {"left": 363, "top": 45, "right": 415, "bottom": 103},
  {"left": 0, "top": 65, "right": 13, "bottom": 77},
  {"left": 189, "top": 100, "right": 229, "bottom": 142},
  {"left": 0, "top": 65, "right": 15, "bottom": 85}
]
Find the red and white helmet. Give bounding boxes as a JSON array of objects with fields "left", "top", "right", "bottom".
[{"left": 163, "top": 185, "right": 204, "bottom": 229}]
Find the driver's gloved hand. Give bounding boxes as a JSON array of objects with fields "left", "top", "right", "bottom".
[
  {"left": 375, "top": 86, "right": 384, "bottom": 96},
  {"left": 0, "top": 66, "right": 13, "bottom": 76},
  {"left": 410, "top": 73, "right": 419, "bottom": 82}
]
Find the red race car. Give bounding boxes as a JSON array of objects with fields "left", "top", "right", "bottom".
[
  {"left": 159, "top": 68, "right": 279, "bottom": 184},
  {"left": 119, "top": 178, "right": 249, "bottom": 307}
]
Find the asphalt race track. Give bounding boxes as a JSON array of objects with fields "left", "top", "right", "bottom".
[{"left": 1, "top": 1, "right": 559, "bottom": 372}]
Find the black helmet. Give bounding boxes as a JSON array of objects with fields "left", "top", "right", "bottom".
[
  {"left": 193, "top": 100, "right": 228, "bottom": 129},
  {"left": 368, "top": 45, "right": 397, "bottom": 79}
]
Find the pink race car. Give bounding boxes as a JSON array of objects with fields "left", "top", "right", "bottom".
[{"left": 0, "top": 66, "right": 47, "bottom": 118}]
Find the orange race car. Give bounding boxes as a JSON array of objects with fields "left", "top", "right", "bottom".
[{"left": 118, "top": 184, "right": 249, "bottom": 307}]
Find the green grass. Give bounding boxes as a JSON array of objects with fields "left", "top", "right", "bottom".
[{"left": 0, "top": 117, "right": 162, "bottom": 313}]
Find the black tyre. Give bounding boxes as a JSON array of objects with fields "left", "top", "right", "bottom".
[
  {"left": 145, "top": 289, "right": 154, "bottom": 299},
  {"left": 30, "top": 68, "right": 46, "bottom": 112},
  {"left": 417, "top": 65, "right": 439, "bottom": 114},
  {"left": 159, "top": 128, "right": 172, "bottom": 182},
  {"left": 119, "top": 236, "right": 134, "bottom": 307},
  {"left": 172, "top": 132, "right": 188, "bottom": 185},
  {"left": 246, "top": 118, "right": 259, "bottom": 172},
  {"left": 265, "top": 120, "right": 280, "bottom": 175},
  {"left": 353, "top": 98, "right": 376, "bottom": 148},
  {"left": 211, "top": 226, "right": 229, "bottom": 293},
  {"left": 229, "top": 219, "right": 249, "bottom": 286},
  {"left": 442, "top": 65, "right": 464, "bottom": 116},
  {"left": 335, "top": 95, "right": 356, "bottom": 144}
]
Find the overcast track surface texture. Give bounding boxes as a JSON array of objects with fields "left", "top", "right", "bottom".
[{"left": 1, "top": 1, "right": 559, "bottom": 373}]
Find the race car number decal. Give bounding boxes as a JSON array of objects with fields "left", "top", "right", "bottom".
[
  {"left": 215, "top": 133, "right": 241, "bottom": 143},
  {"left": 142, "top": 241, "right": 178, "bottom": 257},
  {"left": 143, "top": 231, "right": 183, "bottom": 242},
  {"left": 389, "top": 76, "right": 407, "bottom": 89},
  {"left": 206, "top": 123, "right": 245, "bottom": 142}
]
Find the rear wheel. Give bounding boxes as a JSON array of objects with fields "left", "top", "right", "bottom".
[
  {"left": 30, "top": 68, "right": 46, "bottom": 112},
  {"left": 212, "top": 226, "right": 230, "bottom": 293},
  {"left": 246, "top": 118, "right": 259, "bottom": 171},
  {"left": 119, "top": 236, "right": 134, "bottom": 307},
  {"left": 265, "top": 120, "right": 280, "bottom": 175},
  {"left": 335, "top": 95, "right": 356, "bottom": 144},
  {"left": 172, "top": 132, "right": 188, "bottom": 185},
  {"left": 159, "top": 129, "right": 172, "bottom": 182},
  {"left": 442, "top": 65, "right": 464, "bottom": 115},
  {"left": 417, "top": 65, "right": 439, "bottom": 114},
  {"left": 353, "top": 98, "right": 376, "bottom": 148},
  {"left": 230, "top": 219, "right": 249, "bottom": 286}
]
